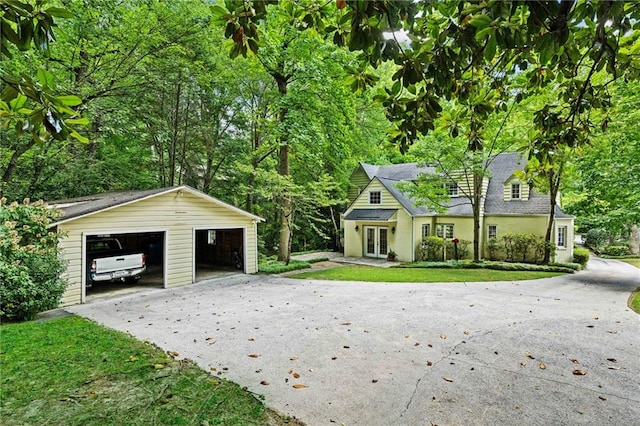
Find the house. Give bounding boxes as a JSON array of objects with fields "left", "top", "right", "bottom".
[
  {"left": 49, "top": 185, "right": 263, "bottom": 306},
  {"left": 343, "top": 152, "right": 574, "bottom": 263}
]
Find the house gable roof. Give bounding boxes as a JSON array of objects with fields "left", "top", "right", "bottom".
[
  {"left": 357, "top": 153, "right": 572, "bottom": 218},
  {"left": 49, "top": 185, "right": 264, "bottom": 226}
]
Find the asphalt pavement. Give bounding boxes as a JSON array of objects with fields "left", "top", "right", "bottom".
[{"left": 67, "top": 256, "right": 640, "bottom": 425}]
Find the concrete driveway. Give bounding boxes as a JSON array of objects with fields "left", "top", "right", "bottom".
[{"left": 68, "top": 257, "right": 640, "bottom": 425}]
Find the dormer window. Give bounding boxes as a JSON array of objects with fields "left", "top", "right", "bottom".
[
  {"left": 446, "top": 182, "right": 459, "bottom": 197},
  {"left": 511, "top": 183, "right": 521, "bottom": 200},
  {"left": 369, "top": 191, "right": 381, "bottom": 204}
]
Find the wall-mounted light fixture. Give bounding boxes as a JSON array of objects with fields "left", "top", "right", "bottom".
[
  {"left": 355, "top": 225, "right": 359, "bottom": 232},
  {"left": 391, "top": 226, "right": 396, "bottom": 234}
]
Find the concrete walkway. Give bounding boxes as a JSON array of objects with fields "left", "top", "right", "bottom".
[
  {"left": 292, "top": 251, "right": 399, "bottom": 268},
  {"left": 67, "top": 256, "right": 640, "bottom": 426}
]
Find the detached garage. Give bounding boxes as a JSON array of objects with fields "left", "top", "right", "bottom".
[{"left": 50, "top": 185, "right": 263, "bottom": 306}]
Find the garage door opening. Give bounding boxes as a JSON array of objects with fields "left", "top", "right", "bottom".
[
  {"left": 195, "top": 228, "right": 244, "bottom": 281},
  {"left": 85, "top": 231, "right": 165, "bottom": 300}
]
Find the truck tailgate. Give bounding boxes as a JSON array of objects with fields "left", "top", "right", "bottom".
[{"left": 94, "top": 255, "right": 144, "bottom": 274}]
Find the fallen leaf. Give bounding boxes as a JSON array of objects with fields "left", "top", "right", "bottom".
[
  {"left": 587, "top": 325, "right": 595, "bottom": 328},
  {"left": 570, "top": 359, "right": 579, "bottom": 364},
  {"left": 170, "top": 351, "right": 179, "bottom": 357},
  {"left": 293, "top": 372, "right": 300, "bottom": 379},
  {"left": 443, "top": 377, "right": 454, "bottom": 382},
  {"left": 292, "top": 384, "right": 307, "bottom": 389},
  {"left": 519, "top": 362, "right": 527, "bottom": 367},
  {"left": 426, "top": 361, "right": 433, "bottom": 366},
  {"left": 372, "top": 379, "right": 378, "bottom": 383},
  {"left": 331, "top": 356, "right": 337, "bottom": 360},
  {"left": 343, "top": 345, "right": 350, "bottom": 349},
  {"left": 525, "top": 352, "right": 535, "bottom": 359},
  {"left": 210, "top": 367, "right": 217, "bottom": 372},
  {"left": 248, "top": 337, "right": 255, "bottom": 341},
  {"left": 405, "top": 335, "right": 410, "bottom": 339},
  {"left": 153, "top": 364, "right": 165, "bottom": 369},
  {"left": 539, "top": 362, "right": 546, "bottom": 370},
  {"left": 260, "top": 381, "right": 270, "bottom": 386},
  {"left": 248, "top": 354, "right": 260, "bottom": 358},
  {"left": 573, "top": 369, "right": 587, "bottom": 376},
  {"left": 599, "top": 396, "right": 607, "bottom": 401},
  {"left": 463, "top": 330, "right": 470, "bottom": 335},
  {"left": 608, "top": 366, "right": 621, "bottom": 370},
  {"left": 607, "top": 358, "right": 617, "bottom": 363},
  {"left": 415, "top": 342, "right": 420, "bottom": 346},
  {"left": 440, "top": 334, "right": 447, "bottom": 340},
  {"left": 341, "top": 322, "right": 351, "bottom": 326},
  {"left": 290, "top": 356, "right": 298, "bottom": 361},
  {"left": 208, "top": 339, "right": 217, "bottom": 345}
]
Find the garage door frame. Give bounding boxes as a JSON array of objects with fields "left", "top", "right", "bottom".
[
  {"left": 192, "top": 226, "right": 247, "bottom": 281},
  {"left": 81, "top": 227, "right": 168, "bottom": 303}
]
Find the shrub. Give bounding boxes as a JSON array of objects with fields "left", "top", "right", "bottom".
[
  {"left": 486, "top": 237, "right": 501, "bottom": 261},
  {"left": 603, "top": 245, "right": 629, "bottom": 257},
  {"left": 0, "top": 199, "right": 67, "bottom": 321},
  {"left": 584, "top": 228, "right": 609, "bottom": 250},
  {"left": 573, "top": 248, "right": 590, "bottom": 267},
  {"left": 417, "top": 236, "right": 445, "bottom": 261}
]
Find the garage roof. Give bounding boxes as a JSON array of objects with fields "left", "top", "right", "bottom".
[{"left": 49, "top": 185, "right": 264, "bottom": 226}]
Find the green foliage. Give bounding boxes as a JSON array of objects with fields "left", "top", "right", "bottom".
[
  {"left": 416, "top": 236, "right": 471, "bottom": 261},
  {"left": 603, "top": 245, "right": 630, "bottom": 257},
  {"left": 485, "top": 233, "right": 554, "bottom": 264},
  {"left": 584, "top": 228, "right": 611, "bottom": 250},
  {"left": 0, "top": 199, "right": 67, "bottom": 321},
  {"left": 0, "top": 1, "right": 87, "bottom": 146},
  {"left": 486, "top": 237, "right": 501, "bottom": 261},
  {"left": 572, "top": 248, "right": 590, "bottom": 267},
  {"left": 417, "top": 236, "right": 445, "bottom": 261},
  {"left": 406, "top": 260, "right": 579, "bottom": 274}
]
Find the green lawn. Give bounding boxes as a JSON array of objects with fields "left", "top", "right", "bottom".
[
  {"left": 0, "top": 316, "right": 294, "bottom": 426},
  {"left": 290, "top": 265, "right": 565, "bottom": 282},
  {"left": 622, "top": 258, "right": 640, "bottom": 268},
  {"left": 631, "top": 291, "right": 640, "bottom": 314}
]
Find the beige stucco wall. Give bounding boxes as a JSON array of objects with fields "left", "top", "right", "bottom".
[
  {"left": 57, "top": 190, "right": 259, "bottom": 306},
  {"left": 482, "top": 215, "right": 574, "bottom": 262}
]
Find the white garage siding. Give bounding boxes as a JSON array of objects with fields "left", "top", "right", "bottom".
[{"left": 55, "top": 187, "right": 261, "bottom": 307}]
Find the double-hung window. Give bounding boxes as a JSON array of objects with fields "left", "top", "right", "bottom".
[
  {"left": 557, "top": 226, "right": 567, "bottom": 248},
  {"left": 511, "top": 183, "right": 521, "bottom": 199},
  {"left": 447, "top": 182, "right": 459, "bottom": 197},
  {"left": 436, "top": 224, "right": 454, "bottom": 239},
  {"left": 421, "top": 224, "right": 431, "bottom": 238},
  {"left": 488, "top": 225, "right": 497, "bottom": 239}
]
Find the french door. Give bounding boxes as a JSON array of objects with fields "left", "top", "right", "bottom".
[{"left": 364, "top": 226, "right": 389, "bottom": 258}]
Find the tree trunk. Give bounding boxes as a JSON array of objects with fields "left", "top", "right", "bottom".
[
  {"left": 543, "top": 166, "right": 562, "bottom": 264},
  {"left": 169, "top": 72, "right": 182, "bottom": 186},
  {"left": 273, "top": 74, "right": 291, "bottom": 263}
]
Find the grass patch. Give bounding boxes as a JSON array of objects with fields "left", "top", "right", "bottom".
[
  {"left": 290, "top": 265, "right": 565, "bottom": 282},
  {"left": 258, "top": 256, "right": 329, "bottom": 274},
  {"left": 259, "top": 258, "right": 311, "bottom": 274},
  {"left": 621, "top": 258, "right": 640, "bottom": 268},
  {"left": 0, "top": 316, "right": 295, "bottom": 426},
  {"left": 630, "top": 291, "right": 640, "bottom": 314}
]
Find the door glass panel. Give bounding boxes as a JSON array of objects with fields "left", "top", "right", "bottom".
[
  {"left": 366, "top": 228, "right": 375, "bottom": 254},
  {"left": 379, "top": 228, "right": 388, "bottom": 256}
]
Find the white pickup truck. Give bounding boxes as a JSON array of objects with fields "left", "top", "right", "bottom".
[{"left": 87, "top": 237, "right": 146, "bottom": 287}]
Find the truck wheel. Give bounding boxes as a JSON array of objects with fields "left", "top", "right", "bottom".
[{"left": 125, "top": 277, "right": 140, "bottom": 284}]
